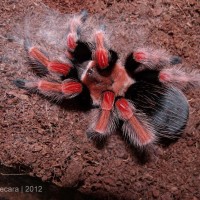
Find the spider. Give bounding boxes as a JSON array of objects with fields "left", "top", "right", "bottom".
[{"left": 14, "top": 10, "right": 199, "bottom": 150}]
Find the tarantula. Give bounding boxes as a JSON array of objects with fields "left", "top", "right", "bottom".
[{"left": 14, "top": 10, "right": 200, "bottom": 149}]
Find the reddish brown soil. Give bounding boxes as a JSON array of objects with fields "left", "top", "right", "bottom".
[{"left": 0, "top": 0, "right": 200, "bottom": 200}]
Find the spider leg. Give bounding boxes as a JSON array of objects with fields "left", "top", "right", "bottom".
[
  {"left": 133, "top": 47, "right": 182, "bottom": 69},
  {"left": 25, "top": 39, "right": 73, "bottom": 76},
  {"left": 93, "top": 26, "right": 110, "bottom": 69},
  {"left": 66, "top": 10, "right": 88, "bottom": 56},
  {"left": 92, "top": 26, "right": 118, "bottom": 71},
  {"left": 115, "top": 98, "right": 156, "bottom": 147},
  {"left": 13, "top": 78, "right": 82, "bottom": 101},
  {"left": 124, "top": 48, "right": 182, "bottom": 76},
  {"left": 87, "top": 91, "right": 117, "bottom": 140},
  {"left": 158, "top": 66, "right": 200, "bottom": 90},
  {"left": 125, "top": 50, "right": 200, "bottom": 90},
  {"left": 131, "top": 64, "right": 200, "bottom": 90},
  {"left": 65, "top": 11, "right": 94, "bottom": 65}
]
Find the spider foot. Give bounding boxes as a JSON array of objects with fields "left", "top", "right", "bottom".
[{"left": 13, "top": 79, "right": 27, "bottom": 89}]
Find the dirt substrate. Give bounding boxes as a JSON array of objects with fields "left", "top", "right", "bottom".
[{"left": 0, "top": 0, "right": 200, "bottom": 199}]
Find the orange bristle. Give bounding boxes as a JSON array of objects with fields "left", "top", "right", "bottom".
[
  {"left": 38, "top": 80, "right": 62, "bottom": 92},
  {"left": 67, "top": 34, "right": 77, "bottom": 51},
  {"left": 95, "top": 32, "right": 109, "bottom": 69},
  {"left": 95, "top": 49, "right": 109, "bottom": 69},
  {"left": 133, "top": 52, "right": 146, "bottom": 62},
  {"left": 159, "top": 72, "right": 171, "bottom": 82},
  {"left": 94, "top": 91, "right": 115, "bottom": 134},
  {"left": 95, "top": 110, "right": 110, "bottom": 134},
  {"left": 129, "top": 115, "right": 154, "bottom": 145},
  {"left": 48, "top": 62, "right": 72, "bottom": 76},
  {"left": 115, "top": 98, "right": 133, "bottom": 120},
  {"left": 29, "top": 47, "right": 49, "bottom": 67},
  {"left": 101, "top": 91, "right": 115, "bottom": 110},
  {"left": 116, "top": 98, "right": 154, "bottom": 146},
  {"left": 95, "top": 32, "right": 104, "bottom": 48},
  {"left": 62, "top": 81, "right": 82, "bottom": 94}
]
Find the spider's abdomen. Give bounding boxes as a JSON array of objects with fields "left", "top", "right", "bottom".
[{"left": 125, "top": 82, "right": 189, "bottom": 139}]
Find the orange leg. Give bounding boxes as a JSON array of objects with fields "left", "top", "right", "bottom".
[
  {"left": 87, "top": 91, "right": 116, "bottom": 139},
  {"left": 28, "top": 47, "right": 72, "bottom": 76},
  {"left": 66, "top": 10, "right": 88, "bottom": 56},
  {"left": 14, "top": 79, "right": 82, "bottom": 101},
  {"left": 133, "top": 47, "right": 182, "bottom": 69},
  {"left": 158, "top": 67, "right": 200, "bottom": 89},
  {"left": 115, "top": 98, "right": 156, "bottom": 147},
  {"left": 94, "top": 31, "right": 109, "bottom": 69}
]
